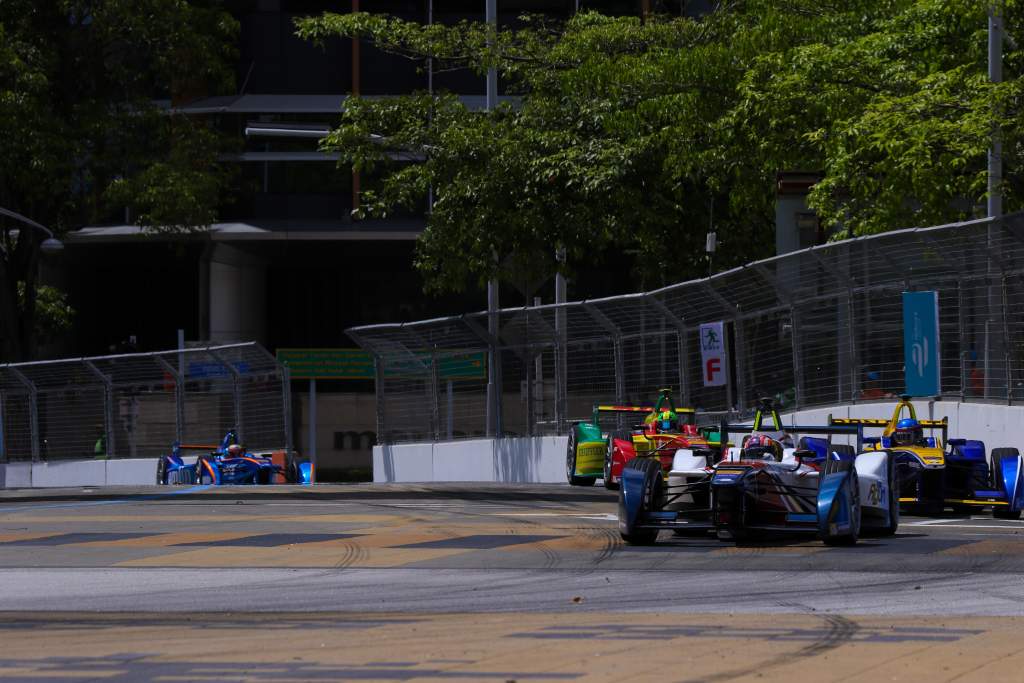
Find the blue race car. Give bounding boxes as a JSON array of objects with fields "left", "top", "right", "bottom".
[{"left": 156, "top": 431, "right": 313, "bottom": 485}]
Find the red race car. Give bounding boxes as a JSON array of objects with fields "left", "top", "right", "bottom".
[{"left": 603, "top": 390, "right": 721, "bottom": 490}]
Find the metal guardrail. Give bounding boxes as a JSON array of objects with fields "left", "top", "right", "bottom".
[
  {"left": 349, "top": 212, "right": 1024, "bottom": 445},
  {"left": 0, "top": 342, "right": 292, "bottom": 462}
]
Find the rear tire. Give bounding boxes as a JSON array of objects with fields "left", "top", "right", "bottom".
[
  {"left": 196, "top": 458, "right": 212, "bottom": 485},
  {"left": 619, "top": 458, "right": 662, "bottom": 545},
  {"left": 156, "top": 458, "right": 167, "bottom": 485},
  {"left": 603, "top": 433, "right": 626, "bottom": 491}
]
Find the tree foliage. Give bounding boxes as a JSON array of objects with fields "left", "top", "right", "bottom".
[
  {"left": 297, "top": 1, "right": 1022, "bottom": 295},
  {"left": 0, "top": 1, "right": 238, "bottom": 360}
]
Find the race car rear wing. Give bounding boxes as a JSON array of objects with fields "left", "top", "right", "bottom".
[
  {"left": 718, "top": 420, "right": 865, "bottom": 453},
  {"left": 829, "top": 415, "right": 948, "bottom": 443}
]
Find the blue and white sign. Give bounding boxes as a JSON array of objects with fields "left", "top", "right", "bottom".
[
  {"left": 699, "top": 321, "right": 728, "bottom": 388},
  {"left": 903, "top": 291, "right": 941, "bottom": 396}
]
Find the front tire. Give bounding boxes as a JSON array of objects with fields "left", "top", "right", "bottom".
[
  {"left": 619, "top": 457, "right": 662, "bottom": 545},
  {"left": 156, "top": 458, "right": 167, "bottom": 485},
  {"left": 566, "top": 428, "right": 595, "bottom": 487},
  {"left": 990, "top": 448, "right": 1022, "bottom": 519},
  {"left": 823, "top": 470, "right": 860, "bottom": 546},
  {"left": 881, "top": 453, "right": 900, "bottom": 536}
]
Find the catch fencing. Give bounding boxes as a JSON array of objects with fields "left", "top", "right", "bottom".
[
  {"left": 349, "top": 212, "right": 1024, "bottom": 445},
  {"left": 0, "top": 342, "right": 292, "bottom": 462}
]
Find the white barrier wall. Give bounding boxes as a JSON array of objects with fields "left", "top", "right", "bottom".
[
  {"left": 374, "top": 436, "right": 569, "bottom": 484},
  {"left": 374, "top": 400, "right": 1024, "bottom": 483},
  {"left": 0, "top": 458, "right": 160, "bottom": 489}
]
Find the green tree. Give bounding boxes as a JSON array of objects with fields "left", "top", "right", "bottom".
[
  {"left": 0, "top": 1, "right": 237, "bottom": 361},
  {"left": 297, "top": 1, "right": 1022, "bottom": 295}
]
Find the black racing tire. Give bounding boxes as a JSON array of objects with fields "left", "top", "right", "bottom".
[
  {"left": 196, "top": 458, "right": 212, "bottom": 485},
  {"left": 823, "top": 470, "right": 860, "bottom": 546},
  {"left": 566, "top": 428, "right": 595, "bottom": 487},
  {"left": 156, "top": 458, "right": 167, "bottom": 485},
  {"left": 881, "top": 452, "right": 900, "bottom": 536},
  {"left": 619, "top": 457, "right": 662, "bottom": 545}
]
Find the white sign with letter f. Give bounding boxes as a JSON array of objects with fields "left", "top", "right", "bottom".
[{"left": 700, "top": 321, "right": 728, "bottom": 388}]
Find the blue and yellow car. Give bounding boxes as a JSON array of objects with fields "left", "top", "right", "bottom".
[{"left": 830, "top": 397, "right": 1024, "bottom": 518}]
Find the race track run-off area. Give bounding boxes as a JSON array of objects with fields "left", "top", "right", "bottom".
[{"left": 1, "top": 484, "right": 1023, "bottom": 682}]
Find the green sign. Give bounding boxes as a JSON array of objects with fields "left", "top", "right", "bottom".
[
  {"left": 276, "top": 348, "right": 375, "bottom": 379},
  {"left": 276, "top": 348, "right": 486, "bottom": 380}
]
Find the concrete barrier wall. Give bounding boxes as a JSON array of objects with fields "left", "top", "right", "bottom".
[
  {"left": 374, "top": 436, "right": 570, "bottom": 484},
  {"left": 0, "top": 458, "right": 160, "bottom": 489},
  {"left": 374, "top": 399, "right": 1024, "bottom": 483}
]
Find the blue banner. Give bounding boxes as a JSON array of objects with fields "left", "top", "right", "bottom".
[{"left": 903, "top": 291, "right": 941, "bottom": 396}]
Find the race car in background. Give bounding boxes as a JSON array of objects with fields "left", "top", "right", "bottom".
[
  {"left": 156, "top": 431, "right": 313, "bottom": 485},
  {"left": 618, "top": 399, "right": 899, "bottom": 546},
  {"left": 565, "top": 389, "right": 719, "bottom": 488},
  {"left": 830, "top": 396, "right": 1024, "bottom": 518}
]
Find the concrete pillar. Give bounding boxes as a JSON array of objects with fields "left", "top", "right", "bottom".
[{"left": 204, "top": 244, "right": 268, "bottom": 344}]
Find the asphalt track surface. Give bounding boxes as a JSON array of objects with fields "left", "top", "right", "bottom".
[{"left": 1, "top": 483, "right": 1023, "bottom": 682}]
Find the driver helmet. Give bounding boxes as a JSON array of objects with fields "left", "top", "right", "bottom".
[
  {"left": 893, "top": 418, "right": 922, "bottom": 447},
  {"left": 655, "top": 409, "right": 678, "bottom": 432},
  {"left": 743, "top": 434, "right": 783, "bottom": 461},
  {"left": 226, "top": 443, "right": 244, "bottom": 458}
]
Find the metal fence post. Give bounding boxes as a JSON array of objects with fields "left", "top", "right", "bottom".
[
  {"left": 847, "top": 294, "right": 859, "bottom": 403},
  {"left": 0, "top": 389, "right": 6, "bottom": 463},
  {"left": 282, "top": 363, "right": 293, "bottom": 454},
  {"left": 676, "top": 330, "right": 689, "bottom": 406},
  {"left": 958, "top": 281, "right": 967, "bottom": 400},
  {"left": 790, "top": 307, "right": 803, "bottom": 411},
  {"left": 525, "top": 348, "right": 534, "bottom": 437},
  {"left": 84, "top": 361, "right": 116, "bottom": 458},
  {"left": 644, "top": 295, "right": 689, "bottom": 405},
  {"left": 209, "top": 350, "right": 244, "bottom": 444},
  {"left": 154, "top": 355, "right": 184, "bottom": 445},
  {"left": 431, "top": 349, "right": 440, "bottom": 441},
  {"left": 374, "top": 354, "right": 386, "bottom": 444},
  {"left": 732, "top": 318, "right": 746, "bottom": 412},
  {"left": 1002, "top": 274, "right": 1013, "bottom": 403},
  {"left": 9, "top": 368, "right": 39, "bottom": 462}
]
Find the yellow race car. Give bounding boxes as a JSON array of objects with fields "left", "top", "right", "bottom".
[{"left": 830, "top": 396, "right": 1023, "bottom": 517}]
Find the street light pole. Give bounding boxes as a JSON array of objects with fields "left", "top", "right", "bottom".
[
  {"left": 0, "top": 207, "right": 64, "bottom": 253},
  {"left": 988, "top": 1, "right": 1003, "bottom": 219}
]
